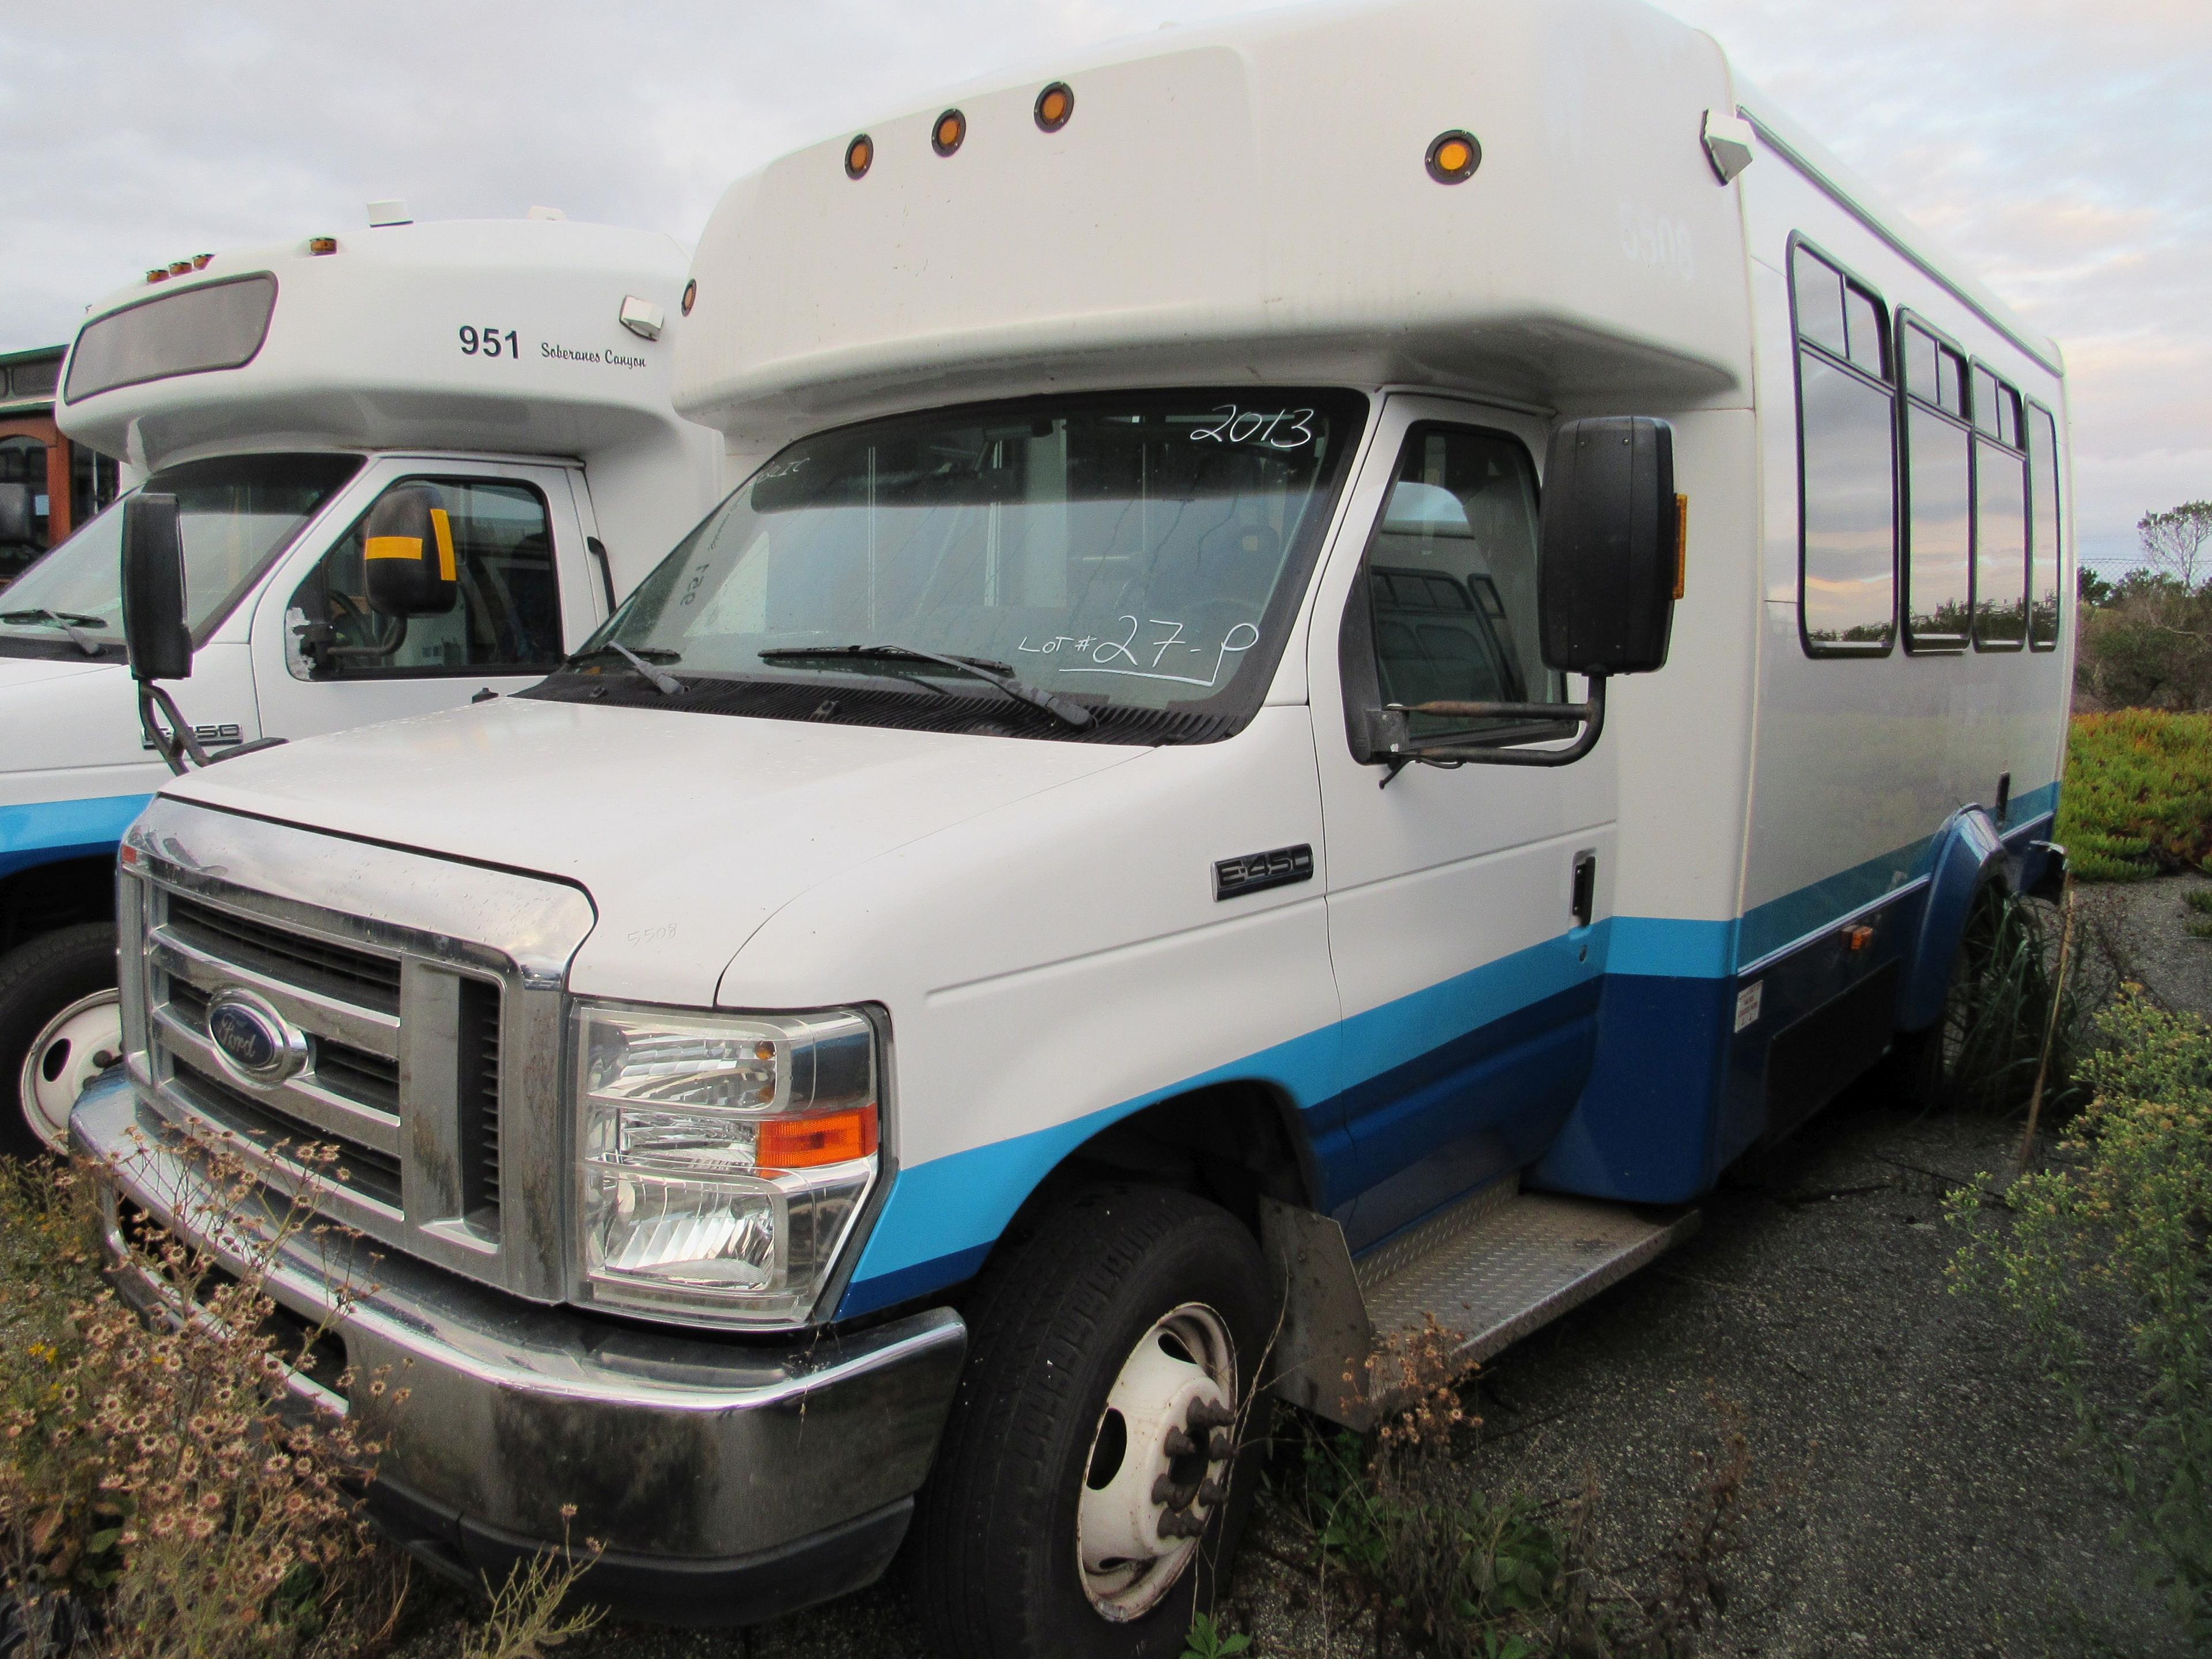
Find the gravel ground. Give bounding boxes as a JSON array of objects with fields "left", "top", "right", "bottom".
[
  {"left": 395, "top": 877, "right": 2212, "bottom": 1659},
  {"left": 2074, "top": 869, "right": 2212, "bottom": 1017}
]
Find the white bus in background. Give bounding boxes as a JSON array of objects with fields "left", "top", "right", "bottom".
[
  {"left": 79, "top": 1, "right": 2072, "bottom": 1650},
  {"left": 0, "top": 210, "right": 722, "bottom": 1152}
]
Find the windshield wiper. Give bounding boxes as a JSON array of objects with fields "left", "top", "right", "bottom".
[
  {"left": 0, "top": 608, "right": 109, "bottom": 657},
  {"left": 564, "top": 641, "right": 685, "bottom": 695},
  {"left": 758, "top": 643, "right": 1094, "bottom": 730}
]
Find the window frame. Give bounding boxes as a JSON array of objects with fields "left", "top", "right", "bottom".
[
  {"left": 1787, "top": 232, "right": 1899, "bottom": 661},
  {"left": 1337, "top": 417, "right": 1573, "bottom": 753},
  {"left": 1967, "top": 358, "right": 2029, "bottom": 654},
  {"left": 290, "top": 472, "right": 566, "bottom": 681},
  {"left": 1894, "top": 307, "right": 1975, "bottom": 656},
  {"left": 2025, "top": 397, "right": 2063, "bottom": 653}
]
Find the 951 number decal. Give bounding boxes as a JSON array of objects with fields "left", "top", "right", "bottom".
[{"left": 459, "top": 325, "right": 519, "bottom": 359}]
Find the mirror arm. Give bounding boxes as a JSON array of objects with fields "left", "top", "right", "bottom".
[
  {"left": 137, "top": 684, "right": 211, "bottom": 777},
  {"left": 300, "top": 613, "right": 409, "bottom": 669},
  {"left": 1385, "top": 673, "right": 1609, "bottom": 770}
]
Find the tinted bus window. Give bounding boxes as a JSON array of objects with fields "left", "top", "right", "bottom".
[
  {"left": 2028, "top": 406, "right": 2062, "bottom": 650},
  {"left": 1793, "top": 243, "right": 1896, "bottom": 654}
]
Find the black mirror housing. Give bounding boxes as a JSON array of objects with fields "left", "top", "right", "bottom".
[
  {"left": 1538, "top": 416, "right": 1679, "bottom": 677},
  {"left": 122, "top": 493, "right": 193, "bottom": 683},
  {"left": 363, "top": 484, "right": 459, "bottom": 618}
]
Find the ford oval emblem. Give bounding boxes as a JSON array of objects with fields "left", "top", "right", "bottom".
[{"left": 204, "top": 988, "right": 306, "bottom": 1087}]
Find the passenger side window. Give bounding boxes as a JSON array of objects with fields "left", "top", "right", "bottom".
[
  {"left": 1358, "top": 425, "right": 1561, "bottom": 743},
  {"left": 1971, "top": 369, "right": 2028, "bottom": 651},
  {"left": 1900, "top": 316, "right": 1972, "bottom": 652},
  {"left": 290, "top": 478, "right": 562, "bottom": 677},
  {"left": 2028, "top": 404, "right": 2062, "bottom": 650},
  {"left": 1791, "top": 241, "right": 1897, "bottom": 655}
]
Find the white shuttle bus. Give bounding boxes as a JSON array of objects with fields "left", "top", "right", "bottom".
[
  {"left": 77, "top": 1, "right": 2072, "bottom": 1650},
  {"left": 0, "top": 214, "right": 721, "bottom": 1152}
]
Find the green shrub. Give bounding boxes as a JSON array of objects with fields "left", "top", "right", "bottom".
[
  {"left": 2185, "top": 889, "right": 2212, "bottom": 941},
  {"left": 2075, "top": 582, "right": 2212, "bottom": 714},
  {"left": 2061, "top": 711, "right": 2212, "bottom": 881},
  {"left": 1948, "top": 991, "right": 2212, "bottom": 1645}
]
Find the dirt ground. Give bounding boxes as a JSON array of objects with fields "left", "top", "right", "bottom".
[{"left": 395, "top": 878, "right": 2211, "bottom": 1659}]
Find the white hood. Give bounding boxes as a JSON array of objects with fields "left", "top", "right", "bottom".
[{"left": 158, "top": 696, "right": 1144, "bottom": 1005}]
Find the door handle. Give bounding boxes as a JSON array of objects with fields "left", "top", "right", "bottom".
[{"left": 1571, "top": 851, "right": 1596, "bottom": 929}]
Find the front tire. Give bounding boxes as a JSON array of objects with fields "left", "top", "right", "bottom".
[
  {"left": 911, "top": 1185, "right": 1275, "bottom": 1659},
  {"left": 0, "top": 924, "right": 122, "bottom": 1157}
]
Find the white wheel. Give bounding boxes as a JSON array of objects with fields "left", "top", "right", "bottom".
[
  {"left": 18, "top": 989, "right": 121, "bottom": 1153},
  {"left": 1075, "top": 1302, "right": 1239, "bottom": 1622}
]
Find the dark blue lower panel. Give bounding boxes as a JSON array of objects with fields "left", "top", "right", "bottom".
[{"left": 1531, "top": 973, "right": 1736, "bottom": 1204}]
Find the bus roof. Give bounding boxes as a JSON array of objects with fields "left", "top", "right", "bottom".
[
  {"left": 677, "top": 0, "right": 1762, "bottom": 445},
  {"left": 60, "top": 218, "right": 705, "bottom": 471}
]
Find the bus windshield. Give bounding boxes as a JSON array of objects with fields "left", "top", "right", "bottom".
[
  {"left": 586, "top": 390, "right": 1365, "bottom": 719},
  {"left": 0, "top": 452, "right": 361, "bottom": 658}
]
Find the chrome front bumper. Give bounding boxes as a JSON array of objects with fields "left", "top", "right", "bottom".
[{"left": 73, "top": 1077, "right": 967, "bottom": 1623}]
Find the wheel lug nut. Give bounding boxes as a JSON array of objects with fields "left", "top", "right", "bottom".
[
  {"left": 1198, "top": 1477, "right": 1227, "bottom": 1507},
  {"left": 1206, "top": 1430, "right": 1232, "bottom": 1461},
  {"left": 1163, "top": 1428, "right": 1198, "bottom": 1457}
]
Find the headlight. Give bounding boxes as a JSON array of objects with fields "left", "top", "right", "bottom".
[{"left": 573, "top": 1003, "right": 880, "bottom": 1328}]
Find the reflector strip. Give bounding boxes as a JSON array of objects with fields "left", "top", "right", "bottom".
[
  {"left": 430, "top": 507, "right": 457, "bottom": 581},
  {"left": 363, "top": 535, "right": 423, "bottom": 562}
]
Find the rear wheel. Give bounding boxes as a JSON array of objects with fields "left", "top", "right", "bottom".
[
  {"left": 911, "top": 1185, "right": 1274, "bottom": 1659},
  {"left": 0, "top": 925, "right": 122, "bottom": 1156},
  {"left": 1899, "top": 885, "right": 2006, "bottom": 1109}
]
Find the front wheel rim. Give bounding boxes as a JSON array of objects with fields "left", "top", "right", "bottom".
[
  {"left": 1075, "top": 1301, "right": 1239, "bottom": 1622},
  {"left": 18, "top": 990, "right": 122, "bottom": 1153}
]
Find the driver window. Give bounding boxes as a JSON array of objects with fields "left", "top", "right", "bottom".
[
  {"left": 1361, "top": 425, "right": 1561, "bottom": 741},
  {"left": 290, "top": 478, "right": 561, "bottom": 677}
]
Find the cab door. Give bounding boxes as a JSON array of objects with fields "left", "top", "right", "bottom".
[
  {"left": 1305, "top": 395, "right": 1616, "bottom": 1251},
  {"left": 249, "top": 459, "right": 593, "bottom": 741}
]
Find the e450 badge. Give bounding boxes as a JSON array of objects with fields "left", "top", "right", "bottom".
[{"left": 1215, "top": 843, "right": 1313, "bottom": 900}]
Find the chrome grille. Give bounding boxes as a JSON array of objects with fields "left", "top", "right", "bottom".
[{"left": 118, "top": 800, "right": 596, "bottom": 1304}]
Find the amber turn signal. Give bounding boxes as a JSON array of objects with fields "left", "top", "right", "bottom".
[
  {"left": 1425, "top": 130, "right": 1480, "bottom": 184},
  {"left": 757, "top": 1106, "right": 880, "bottom": 1170}
]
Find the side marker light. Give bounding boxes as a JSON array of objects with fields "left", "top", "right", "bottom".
[
  {"left": 1425, "top": 130, "right": 1480, "bottom": 184},
  {"left": 932, "top": 108, "right": 966, "bottom": 157},
  {"left": 845, "top": 134, "right": 873, "bottom": 179},
  {"left": 681, "top": 279, "right": 697, "bottom": 317},
  {"left": 309, "top": 236, "right": 338, "bottom": 255},
  {"left": 1035, "top": 82, "right": 1074, "bottom": 132}
]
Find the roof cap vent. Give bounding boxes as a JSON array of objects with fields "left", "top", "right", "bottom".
[{"left": 367, "top": 199, "right": 411, "bottom": 227}]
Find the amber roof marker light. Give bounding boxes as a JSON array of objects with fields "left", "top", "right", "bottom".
[
  {"left": 1035, "top": 82, "right": 1074, "bottom": 132},
  {"left": 844, "top": 134, "right": 874, "bottom": 180},
  {"left": 932, "top": 108, "right": 967, "bottom": 157},
  {"left": 1425, "top": 130, "right": 1481, "bottom": 184},
  {"left": 681, "top": 279, "right": 697, "bottom": 317}
]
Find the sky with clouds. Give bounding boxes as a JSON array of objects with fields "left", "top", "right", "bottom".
[{"left": 2, "top": 1, "right": 2204, "bottom": 570}]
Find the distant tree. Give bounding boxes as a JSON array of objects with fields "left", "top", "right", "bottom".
[
  {"left": 2078, "top": 566, "right": 2116, "bottom": 607},
  {"left": 2136, "top": 500, "right": 2212, "bottom": 590}
]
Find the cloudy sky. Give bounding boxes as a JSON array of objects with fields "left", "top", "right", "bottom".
[{"left": 2, "top": 1, "right": 2204, "bottom": 571}]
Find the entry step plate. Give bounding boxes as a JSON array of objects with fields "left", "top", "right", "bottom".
[{"left": 1360, "top": 1183, "right": 1699, "bottom": 1371}]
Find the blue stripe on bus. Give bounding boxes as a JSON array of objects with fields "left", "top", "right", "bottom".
[
  {"left": 836, "top": 782, "right": 2068, "bottom": 1317},
  {"left": 0, "top": 794, "right": 151, "bottom": 883}
]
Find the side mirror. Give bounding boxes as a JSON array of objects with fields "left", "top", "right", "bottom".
[
  {"left": 1362, "top": 415, "right": 1679, "bottom": 772},
  {"left": 0, "top": 482, "right": 33, "bottom": 548},
  {"left": 363, "top": 484, "right": 459, "bottom": 618},
  {"left": 122, "top": 493, "right": 192, "bottom": 683},
  {"left": 1537, "top": 415, "right": 1679, "bottom": 677}
]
